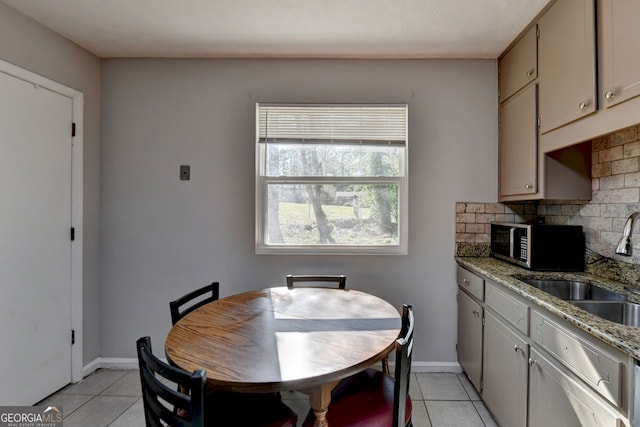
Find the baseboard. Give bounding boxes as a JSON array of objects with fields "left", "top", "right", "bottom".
[
  {"left": 99, "top": 357, "right": 140, "bottom": 369},
  {"left": 83, "top": 358, "right": 461, "bottom": 379},
  {"left": 81, "top": 357, "right": 101, "bottom": 378},
  {"left": 82, "top": 357, "right": 138, "bottom": 377}
]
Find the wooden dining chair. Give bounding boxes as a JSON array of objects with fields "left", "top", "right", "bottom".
[
  {"left": 301, "top": 304, "right": 415, "bottom": 427},
  {"left": 137, "top": 336, "right": 206, "bottom": 427},
  {"left": 170, "top": 282, "right": 220, "bottom": 325},
  {"left": 167, "top": 284, "right": 298, "bottom": 427},
  {"left": 286, "top": 274, "right": 347, "bottom": 289}
]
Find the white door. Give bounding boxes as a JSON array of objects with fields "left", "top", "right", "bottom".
[{"left": 0, "top": 69, "right": 73, "bottom": 404}]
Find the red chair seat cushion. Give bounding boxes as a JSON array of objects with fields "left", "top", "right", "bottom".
[
  {"left": 302, "top": 369, "right": 412, "bottom": 427},
  {"left": 204, "top": 391, "right": 297, "bottom": 427}
]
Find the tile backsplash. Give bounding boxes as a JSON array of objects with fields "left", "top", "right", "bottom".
[
  {"left": 456, "top": 124, "right": 640, "bottom": 285},
  {"left": 455, "top": 202, "right": 536, "bottom": 257}
]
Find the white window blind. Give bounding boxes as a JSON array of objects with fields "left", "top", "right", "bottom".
[{"left": 257, "top": 104, "right": 407, "bottom": 145}]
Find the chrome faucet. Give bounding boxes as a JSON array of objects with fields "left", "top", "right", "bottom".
[{"left": 615, "top": 212, "right": 640, "bottom": 256}]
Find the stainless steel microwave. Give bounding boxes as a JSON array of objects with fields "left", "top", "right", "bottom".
[{"left": 490, "top": 222, "right": 585, "bottom": 271}]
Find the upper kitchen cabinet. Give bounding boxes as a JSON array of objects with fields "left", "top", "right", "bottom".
[
  {"left": 540, "top": 0, "right": 640, "bottom": 153},
  {"left": 600, "top": 0, "right": 640, "bottom": 109},
  {"left": 499, "top": 84, "right": 538, "bottom": 198},
  {"left": 499, "top": 26, "right": 538, "bottom": 104},
  {"left": 538, "top": 0, "right": 596, "bottom": 134},
  {"left": 498, "top": 82, "right": 591, "bottom": 202}
]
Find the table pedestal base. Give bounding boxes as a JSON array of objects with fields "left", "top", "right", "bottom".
[{"left": 303, "top": 380, "right": 339, "bottom": 427}]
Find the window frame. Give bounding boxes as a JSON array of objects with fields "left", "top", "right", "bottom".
[{"left": 255, "top": 103, "right": 408, "bottom": 255}]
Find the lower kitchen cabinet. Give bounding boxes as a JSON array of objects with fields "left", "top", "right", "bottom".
[
  {"left": 456, "top": 264, "right": 634, "bottom": 426},
  {"left": 529, "top": 348, "right": 624, "bottom": 426},
  {"left": 482, "top": 311, "right": 528, "bottom": 427},
  {"left": 457, "top": 290, "right": 483, "bottom": 391}
]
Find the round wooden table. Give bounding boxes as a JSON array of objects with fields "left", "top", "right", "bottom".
[{"left": 165, "top": 286, "right": 401, "bottom": 427}]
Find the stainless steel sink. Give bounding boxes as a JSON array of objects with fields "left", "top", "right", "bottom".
[
  {"left": 519, "top": 278, "right": 640, "bottom": 327},
  {"left": 521, "top": 279, "right": 626, "bottom": 301},
  {"left": 571, "top": 301, "right": 640, "bottom": 327}
]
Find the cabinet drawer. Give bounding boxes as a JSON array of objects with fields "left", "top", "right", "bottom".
[
  {"left": 531, "top": 310, "right": 623, "bottom": 407},
  {"left": 485, "top": 281, "right": 529, "bottom": 335},
  {"left": 456, "top": 266, "right": 484, "bottom": 301}
]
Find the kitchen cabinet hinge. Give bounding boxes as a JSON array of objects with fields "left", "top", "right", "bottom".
[
  {"left": 536, "top": 26, "right": 540, "bottom": 38},
  {"left": 71, "top": 227, "right": 75, "bottom": 241},
  {"left": 482, "top": 317, "right": 485, "bottom": 327},
  {"left": 537, "top": 117, "right": 541, "bottom": 128},
  {"left": 72, "top": 122, "right": 76, "bottom": 137},
  {"left": 71, "top": 329, "right": 75, "bottom": 345}
]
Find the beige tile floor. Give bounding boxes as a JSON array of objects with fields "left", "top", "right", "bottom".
[{"left": 37, "top": 369, "right": 497, "bottom": 426}]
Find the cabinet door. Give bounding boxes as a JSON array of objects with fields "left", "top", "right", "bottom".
[
  {"left": 529, "top": 349, "right": 624, "bottom": 427},
  {"left": 457, "top": 290, "right": 483, "bottom": 392},
  {"left": 600, "top": 0, "right": 640, "bottom": 108},
  {"left": 499, "top": 84, "right": 538, "bottom": 197},
  {"left": 483, "top": 311, "right": 528, "bottom": 427},
  {"left": 538, "top": 0, "right": 596, "bottom": 133},
  {"left": 499, "top": 25, "right": 537, "bottom": 103}
]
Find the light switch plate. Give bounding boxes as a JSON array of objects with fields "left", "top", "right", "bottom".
[{"left": 180, "top": 165, "right": 190, "bottom": 180}]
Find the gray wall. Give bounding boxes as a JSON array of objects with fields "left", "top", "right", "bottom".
[
  {"left": 0, "top": 2, "right": 101, "bottom": 365},
  {"left": 101, "top": 58, "right": 498, "bottom": 363}
]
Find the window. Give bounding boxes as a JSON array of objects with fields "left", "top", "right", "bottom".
[{"left": 256, "top": 103, "right": 408, "bottom": 255}]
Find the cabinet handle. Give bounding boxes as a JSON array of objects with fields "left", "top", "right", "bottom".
[
  {"left": 463, "top": 278, "right": 470, "bottom": 286},
  {"left": 526, "top": 68, "right": 534, "bottom": 78},
  {"left": 605, "top": 91, "right": 616, "bottom": 101},
  {"left": 528, "top": 358, "right": 537, "bottom": 366},
  {"left": 514, "top": 345, "right": 521, "bottom": 352},
  {"left": 525, "top": 184, "right": 532, "bottom": 189},
  {"left": 579, "top": 101, "right": 589, "bottom": 111}
]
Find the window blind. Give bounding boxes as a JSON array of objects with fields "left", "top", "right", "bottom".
[{"left": 257, "top": 103, "right": 407, "bottom": 145}]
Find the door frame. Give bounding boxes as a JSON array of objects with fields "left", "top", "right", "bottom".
[{"left": 0, "top": 58, "right": 83, "bottom": 383}]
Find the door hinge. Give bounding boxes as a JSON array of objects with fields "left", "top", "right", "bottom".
[
  {"left": 71, "top": 122, "right": 76, "bottom": 137},
  {"left": 71, "top": 227, "right": 75, "bottom": 241},
  {"left": 71, "top": 329, "right": 75, "bottom": 345}
]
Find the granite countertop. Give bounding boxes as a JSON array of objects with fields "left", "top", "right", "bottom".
[{"left": 456, "top": 256, "right": 640, "bottom": 361}]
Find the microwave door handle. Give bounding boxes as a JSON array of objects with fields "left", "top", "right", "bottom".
[{"left": 509, "top": 227, "right": 516, "bottom": 258}]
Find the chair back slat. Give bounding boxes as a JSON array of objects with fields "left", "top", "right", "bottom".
[
  {"left": 136, "top": 336, "right": 206, "bottom": 427},
  {"left": 286, "top": 275, "right": 346, "bottom": 289},
  {"left": 170, "top": 282, "right": 220, "bottom": 325},
  {"left": 393, "top": 304, "right": 414, "bottom": 427}
]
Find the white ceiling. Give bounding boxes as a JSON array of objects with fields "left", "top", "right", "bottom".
[{"left": 2, "top": 0, "right": 551, "bottom": 59}]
